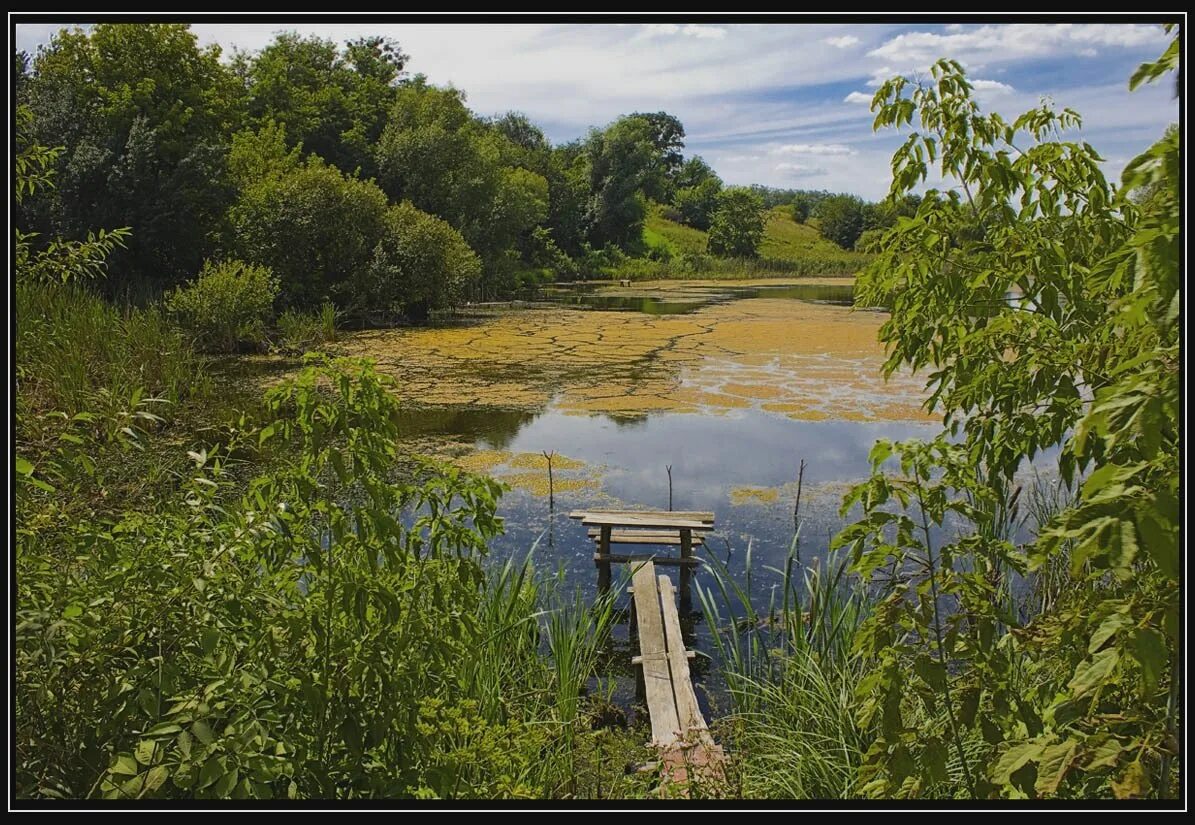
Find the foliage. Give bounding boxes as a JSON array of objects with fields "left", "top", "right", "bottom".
[
  {"left": 790, "top": 194, "right": 812, "bottom": 223},
  {"left": 166, "top": 260, "right": 280, "bottom": 354},
  {"left": 673, "top": 178, "right": 724, "bottom": 231},
  {"left": 15, "top": 356, "right": 621, "bottom": 799},
  {"left": 230, "top": 159, "right": 389, "bottom": 311},
  {"left": 22, "top": 24, "right": 239, "bottom": 290},
  {"left": 816, "top": 193, "right": 867, "bottom": 250},
  {"left": 227, "top": 120, "right": 302, "bottom": 189},
  {"left": 581, "top": 116, "right": 658, "bottom": 250},
  {"left": 275, "top": 302, "right": 340, "bottom": 354},
  {"left": 240, "top": 32, "right": 405, "bottom": 177},
  {"left": 838, "top": 39, "right": 1179, "bottom": 799},
  {"left": 362, "top": 202, "right": 483, "bottom": 321},
  {"left": 707, "top": 188, "right": 766, "bottom": 258}
]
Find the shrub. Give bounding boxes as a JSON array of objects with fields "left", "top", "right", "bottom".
[
  {"left": 708, "top": 188, "right": 766, "bottom": 258},
  {"left": 166, "top": 260, "right": 279, "bottom": 353},
  {"left": 275, "top": 301, "right": 339, "bottom": 353},
  {"left": 816, "top": 194, "right": 866, "bottom": 250},
  {"left": 362, "top": 201, "right": 482, "bottom": 321},
  {"left": 230, "top": 160, "right": 389, "bottom": 310}
]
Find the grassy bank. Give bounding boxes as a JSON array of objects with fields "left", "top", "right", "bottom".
[{"left": 631, "top": 203, "right": 871, "bottom": 281}]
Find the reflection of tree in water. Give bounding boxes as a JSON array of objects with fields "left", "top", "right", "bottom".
[{"left": 395, "top": 405, "right": 537, "bottom": 448}]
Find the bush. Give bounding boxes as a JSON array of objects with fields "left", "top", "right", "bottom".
[
  {"left": 816, "top": 194, "right": 866, "bottom": 250},
  {"left": 166, "top": 260, "right": 279, "bottom": 353},
  {"left": 362, "top": 201, "right": 482, "bottom": 321},
  {"left": 275, "top": 301, "right": 338, "bottom": 353},
  {"left": 708, "top": 188, "right": 766, "bottom": 258},
  {"left": 230, "top": 160, "right": 389, "bottom": 310}
]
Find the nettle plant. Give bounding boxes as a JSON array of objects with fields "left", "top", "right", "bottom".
[
  {"left": 16, "top": 356, "right": 509, "bottom": 799},
  {"left": 837, "top": 31, "right": 1178, "bottom": 800}
]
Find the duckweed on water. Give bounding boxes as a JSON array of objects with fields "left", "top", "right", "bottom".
[{"left": 297, "top": 292, "right": 933, "bottom": 425}]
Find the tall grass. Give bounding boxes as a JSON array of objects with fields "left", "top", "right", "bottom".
[
  {"left": 699, "top": 534, "right": 874, "bottom": 798},
  {"left": 16, "top": 281, "right": 209, "bottom": 419}
]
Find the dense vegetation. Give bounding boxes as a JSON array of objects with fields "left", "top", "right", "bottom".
[
  {"left": 702, "top": 30, "right": 1180, "bottom": 800},
  {"left": 13, "top": 23, "right": 1180, "bottom": 802},
  {"left": 16, "top": 23, "right": 892, "bottom": 346}
]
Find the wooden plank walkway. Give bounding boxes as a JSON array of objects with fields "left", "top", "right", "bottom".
[{"left": 629, "top": 560, "right": 726, "bottom": 795}]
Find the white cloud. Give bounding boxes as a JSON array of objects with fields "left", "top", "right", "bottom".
[
  {"left": 869, "top": 23, "right": 1167, "bottom": 67},
  {"left": 772, "top": 143, "right": 856, "bottom": 156},
  {"left": 843, "top": 91, "right": 873, "bottom": 105},
  {"left": 641, "top": 23, "right": 726, "bottom": 40},
  {"left": 972, "top": 78, "right": 1014, "bottom": 94},
  {"left": 824, "top": 35, "right": 860, "bottom": 49},
  {"left": 775, "top": 162, "right": 828, "bottom": 177},
  {"left": 1080, "top": 48, "right": 1098, "bottom": 58},
  {"left": 866, "top": 66, "right": 895, "bottom": 87}
]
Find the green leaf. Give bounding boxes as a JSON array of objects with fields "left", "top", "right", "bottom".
[
  {"left": 1034, "top": 738, "right": 1078, "bottom": 796},
  {"left": 1128, "top": 627, "right": 1167, "bottom": 694},
  {"left": 141, "top": 765, "right": 170, "bottom": 795},
  {"left": 109, "top": 753, "right": 140, "bottom": 776},
  {"left": 991, "top": 740, "right": 1045, "bottom": 785},
  {"left": 212, "top": 766, "right": 239, "bottom": 798},
  {"left": 1111, "top": 760, "right": 1149, "bottom": 799},
  {"left": 1068, "top": 647, "right": 1119, "bottom": 699},
  {"left": 192, "top": 720, "right": 215, "bottom": 746},
  {"left": 145, "top": 722, "right": 182, "bottom": 738},
  {"left": 197, "top": 756, "right": 225, "bottom": 789},
  {"left": 135, "top": 739, "right": 158, "bottom": 766},
  {"left": 1088, "top": 612, "right": 1129, "bottom": 654}
]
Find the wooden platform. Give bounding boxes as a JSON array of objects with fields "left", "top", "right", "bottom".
[
  {"left": 630, "top": 560, "right": 726, "bottom": 794},
  {"left": 573, "top": 510, "right": 713, "bottom": 599}
]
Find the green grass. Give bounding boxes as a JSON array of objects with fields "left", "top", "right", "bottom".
[
  {"left": 758, "top": 207, "right": 854, "bottom": 260},
  {"left": 643, "top": 205, "right": 709, "bottom": 256},
  {"left": 637, "top": 203, "right": 870, "bottom": 280}
]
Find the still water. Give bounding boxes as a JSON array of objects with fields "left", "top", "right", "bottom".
[{"left": 376, "top": 279, "right": 943, "bottom": 715}]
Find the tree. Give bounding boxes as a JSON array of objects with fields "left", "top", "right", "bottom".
[
  {"left": 242, "top": 32, "right": 405, "bottom": 177},
  {"left": 363, "top": 202, "right": 482, "bottom": 321},
  {"left": 581, "top": 116, "right": 657, "bottom": 249},
  {"left": 672, "top": 156, "right": 723, "bottom": 229},
  {"left": 816, "top": 193, "right": 866, "bottom": 250},
  {"left": 229, "top": 159, "right": 389, "bottom": 310},
  {"left": 707, "top": 187, "right": 765, "bottom": 257},
  {"left": 790, "top": 193, "right": 812, "bottom": 223},
  {"left": 627, "top": 111, "right": 686, "bottom": 201},
  {"left": 673, "top": 178, "right": 723, "bottom": 231},
  {"left": 22, "top": 23, "right": 239, "bottom": 291},
  {"left": 840, "top": 38, "right": 1179, "bottom": 799}
]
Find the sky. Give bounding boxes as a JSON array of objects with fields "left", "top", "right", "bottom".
[{"left": 14, "top": 18, "right": 1179, "bottom": 201}]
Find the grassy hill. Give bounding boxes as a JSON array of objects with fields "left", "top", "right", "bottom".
[{"left": 638, "top": 203, "right": 868, "bottom": 279}]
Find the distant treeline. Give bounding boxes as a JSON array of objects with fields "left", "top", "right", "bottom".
[{"left": 15, "top": 24, "right": 892, "bottom": 323}]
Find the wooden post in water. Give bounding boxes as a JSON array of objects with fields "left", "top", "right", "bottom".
[
  {"left": 678, "top": 527, "right": 693, "bottom": 612},
  {"left": 597, "top": 524, "right": 612, "bottom": 594},
  {"left": 666, "top": 464, "right": 673, "bottom": 511},
  {"left": 543, "top": 450, "right": 556, "bottom": 511}
]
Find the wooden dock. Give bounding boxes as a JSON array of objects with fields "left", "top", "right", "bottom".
[
  {"left": 630, "top": 559, "right": 726, "bottom": 794},
  {"left": 569, "top": 509, "right": 726, "bottom": 794}
]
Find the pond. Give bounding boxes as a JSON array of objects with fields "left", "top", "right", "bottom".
[{"left": 332, "top": 277, "right": 946, "bottom": 715}]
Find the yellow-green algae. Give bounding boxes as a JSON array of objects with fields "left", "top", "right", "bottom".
[{"left": 251, "top": 282, "right": 934, "bottom": 431}]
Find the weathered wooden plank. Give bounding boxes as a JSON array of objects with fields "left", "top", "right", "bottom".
[
  {"left": 593, "top": 553, "right": 702, "bottom": 567},
  {"left": 631, "top": 562, "right": 680, "bottom": 746},
  {"left": 588, "top": 530, "right": 705, "bottom": 546},
  {"left": 658, "top": 576, "right": 709, "bottom": 740},
  {"left": 570, "top": 509, "right": 714, "bottom": 523},
  {"left": 581, "top": 513, "right": 710, "bottom": 530}
]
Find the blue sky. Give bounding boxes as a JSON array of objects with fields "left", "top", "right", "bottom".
[{"left": 15, "top": 19, "right": 1179, "bottom": 201}]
